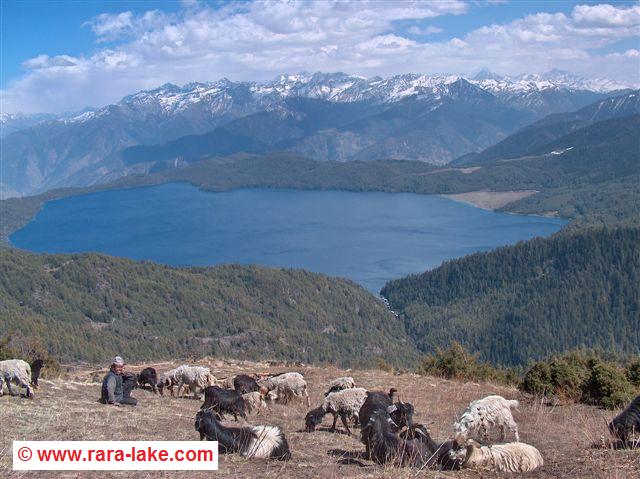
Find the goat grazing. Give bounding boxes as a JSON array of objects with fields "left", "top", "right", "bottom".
[
  {"left": 462, "top": 440, "right": 543, "bottom": 473},
  {"left": 195, "top": 409, "right": 291, "bottom": 460},
  {"left": 234, "top": 374, "right": 260, "bottom": 394},
  {"left": 324, "top": 376, "right": 355, "bottom": 397},
  {"left": 260, "top": 372, "right": 310, "bottom": 407},
  {"left": 609, "top": 395, "right": 640, "bottom": 447},
  {"left": 454, "top": 395, "right": 519, "bottom": 442},
  {"left": 202, "top": 386, "right": 247, "bottom": 421},
  {"left": 305, "top": 387, "right": 367, "bottom": 435},
  {"left": 137, "top": 367, "right": 158, "bottom": 393},
  {"left": 0, "top": 359, "right": 33, "bottom": 398}
]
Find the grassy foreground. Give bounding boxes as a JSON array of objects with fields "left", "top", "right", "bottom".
[{"left": 2, "top": 359, "right": 638, "bottom": 478}]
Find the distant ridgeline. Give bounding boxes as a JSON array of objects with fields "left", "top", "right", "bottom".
[{"left": 382, "top": 227, "right": 640, "bottom": 366}]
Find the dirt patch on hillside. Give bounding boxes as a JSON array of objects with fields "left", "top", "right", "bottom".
[
  {"left": 2, "top": 359, "right": 638, "bottom": 478},
  {"left": 443, "top": 190, "right": 539, "bottom": 210}
]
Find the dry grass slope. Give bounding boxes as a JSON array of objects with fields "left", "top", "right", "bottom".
[{"left": 2, "top": 359, "right": 638, "bottom": 478}]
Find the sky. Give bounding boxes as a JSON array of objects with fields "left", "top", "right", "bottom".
[{"left": 1, "top": 0, "right": 639, "bottom": 114}]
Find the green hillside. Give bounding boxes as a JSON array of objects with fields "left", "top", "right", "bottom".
[
  {"left": 0, "top": 249, "right": 418, "bottom": 367},
  {"left": 382, "top": 227, "right": 640, "bottom": 366}
]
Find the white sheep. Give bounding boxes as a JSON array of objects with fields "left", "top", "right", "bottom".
[
  {"left": 454, "top": 395, "right": 520, "bottom": 442},
  {"left": 260, "top": 372, "right": 310, "bottom": 407},
  {"left": 306, "top": 387, "right": 368, "bottom": 435},
  {"left": 158, "top": 367, "right": 182, "bottom": 396},
  {"left": 463, "top": 440, "right": 543, "bottom": 473},
  {"left": 175, "top": 365, "right": 217, "bottom": 399},
  {"left": 324, "top": 376, "right": 356, "bottom": 396},
  {"left": 243, "top": 391, "right": 267, "bottom": 414},
  {"left": 0, "top": 359, "right": 33, "bottom": 398}
]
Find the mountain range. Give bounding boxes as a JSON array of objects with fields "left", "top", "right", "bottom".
[{"left": 0, "top": 70, "right": 633, "bottom": 198}]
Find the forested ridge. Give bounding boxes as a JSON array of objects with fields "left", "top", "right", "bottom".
[
  {"left": 382, "top": 227, "right": 640, "bottom": 366},
  {"left": 0, "top": 249, "right": 417, "bottom": 367}
]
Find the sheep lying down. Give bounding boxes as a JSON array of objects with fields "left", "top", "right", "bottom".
[{"left": 463, "top": 440, "right": 543, "bottom": 473}]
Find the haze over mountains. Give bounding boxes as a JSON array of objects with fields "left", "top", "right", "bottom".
[{"left": 1, "top": 69, "right": 634, "bottom": 198}]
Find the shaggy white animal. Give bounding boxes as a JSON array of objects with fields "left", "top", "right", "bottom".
[
  {"left": 174, "top": 365, "right": 217, "bottom": 399},
  {"left": 316, "top": 387, "right": 368, "bottom": 435},
  {"left": 325, "top": 376, "right": 356, "bottom": 396},
  {"left": 244, "top": 425, "right": 287, "bottom": 459},
  {"left": 260, "top": 372, "right": 310, "bottom": 407},
  {"left": 324, "top": 387, "right": 367, "bottom": 420},
  {"left": 243, "top": 391, "right": 267, "bottom": 414},
  {"left": 0, "top": 359, "right": 33, "bottom": 398},
  {"left": 463, "top": 440, "right": 543, "bottom": 473},
  {"left": 454, "top": 395, "right": 520, "bottom": 442}
]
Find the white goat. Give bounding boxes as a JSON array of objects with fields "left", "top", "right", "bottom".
[
  {"left": 0, "top": 359, "right": 33, "bottom": 398},
  {"left": 243, "top": 391, "right": 267, "bottom": 414},
  {"left": 260, "top": 372, "right": 310, "bottom": 407},
  {"left": 463, "top": 440, "right": 543, "bottom": 473},
  {"left": 454, "top": 395, "right": 519, "bottom": 442}
]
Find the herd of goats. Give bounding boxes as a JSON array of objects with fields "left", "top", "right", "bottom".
[{"left": 2, "top": 359, "right": 640, "bottom": 473}]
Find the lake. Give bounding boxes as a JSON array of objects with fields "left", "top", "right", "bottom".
[{"left": 10, "top": 183, "right": 566, "bottom": 292}]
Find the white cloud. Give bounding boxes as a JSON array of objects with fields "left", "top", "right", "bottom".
[
  {"left": 407, "top": 25, "right": 443, "bottom": 35},
  {"left": 572, "top": 4, "right": 640, "bottom": 27},
  {"left": 2, "top": 1, "right": 639, "bottom": 113}
]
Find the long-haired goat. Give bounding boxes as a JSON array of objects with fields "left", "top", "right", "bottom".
[
  {"left": 462, "top": 440, "right": 543, "bottom": 473},
  {"left": 305, "top": 387, "right": 367, "bottom": 435},
  {"left": 234, "top": 374, "right": 260, "bottom": 394},
  {"left": 454, "top": 395, "right": 519, "bottom": 442},
  {"left": 30, "top": 359, "right": 45, "bottom": 388},
  {"left": 365, "top": 410, "right": 464, "bottom": 468},
  {"left": 400, "top": 424, "right": 466, "bottom": 470},
  {"left": 137, "top": 367, "right": 158, "bottom": 393},
  {"left": 609, "top": 394, "right": 640, "bottom": 447},
  {"left": 195, "top": 410, "right": 291, "bottom": 460},
  {"left": 202, "top": 386, "right": 247, "bottom": 421},
  {"left": 359, "top": 389, "right": 415, "bottom": 458}
]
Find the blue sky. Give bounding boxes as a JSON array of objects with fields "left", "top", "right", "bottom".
[{"left": 2, "top": 1, "right": 639, "bottom": 113}]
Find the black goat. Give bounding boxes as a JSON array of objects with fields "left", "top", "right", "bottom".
[
  {"left": 609, "top": 395, "right": 640, "bottom": 447},
  {"left": 234, "top": 374, "right": 260, "bottom": 394},
  {"left": 195, "top": 410, "right": 291, "bottom": 460},
  {"left": 30, "top": 359, "right": 45, "bottom": 388},
  {"left": 400, "top": 424, "right": 465, "bottom": 470},
  {"left": 359, "top": 389, "right": 414, "bottom": 458},
  {"left": 366, "top": 410, "right": 433, "bottom": 467},
  {"left": 202, "top": 386, "right": 247, "bottom": 421},
  {"left": 137, "top": 367, "right": 158, "bottom": 393}
]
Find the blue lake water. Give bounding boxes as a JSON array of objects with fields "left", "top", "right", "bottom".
[{"left": 11, "top": 183, "right": 566, "bottom": 292}]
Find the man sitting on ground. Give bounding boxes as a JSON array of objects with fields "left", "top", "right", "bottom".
[{"left": 99, "top": 356, "right": 137, "bottom": 406}]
